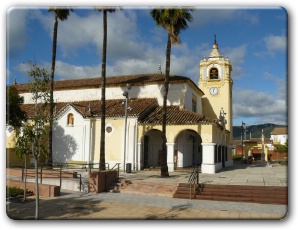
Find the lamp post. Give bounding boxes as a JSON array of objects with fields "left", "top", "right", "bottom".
[
  {"left": 123, "top": 84, "right": 131, "bottom": 172},
  {"left": 241, "top": 121, "right": 246, "bottom": 163},
  {"left": 261, "top": 129, "right": 265, "bottom": 164}
]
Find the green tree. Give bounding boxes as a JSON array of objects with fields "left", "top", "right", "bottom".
[
  {"left": 6, "top": 85, "right": 27, "bottom": 200},
  {"left": 274, "top": 140, "right": 288, "bottom": 153},
  {"left": 15, "top": 123, "right": 34, "bottom": 201},
  {"left": 150, "top": 8, "right": 193, "bottom": 177},
  {"left": 6, "top": 86, "right": 26, "bottom": 129},
  {"left": 96, "top": 8, "right": 115, "bottom": 170},
  {"left": 48, "top": 7, "right": 72, "bottom": 165},
  {"left": 15, "top": 62, "right": 50, "bottom": 219}
]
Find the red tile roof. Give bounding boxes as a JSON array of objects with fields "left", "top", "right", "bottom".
[
  {"left": 20, "top": 104, "right": 50, "bottom": 120},
  {"left": 21, "top": 98, "right": 157, "bottom": 119},
  {"left": 139, "top": 106, "right": 220, "bottom": 125},
  {"left": 12, "top": 74, "right": 204, "bottom": 95},
  {"left": 20, "top": 99, "right": 220, "bottom": 127},
  {"left": 270, "top": 127, "right": 288, "bottom": 135}
]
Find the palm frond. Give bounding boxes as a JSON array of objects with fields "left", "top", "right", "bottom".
[{"left": 150, "top": 8, "right": 192, "bottom": 45}]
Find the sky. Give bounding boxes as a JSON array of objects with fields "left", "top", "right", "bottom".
[{"left": 5, "top": 1, "right": 289, "bottom": 128}]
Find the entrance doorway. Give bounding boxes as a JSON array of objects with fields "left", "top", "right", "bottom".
[
  {"left": 174, "top": 130, "right": 202, "bottom": 168},
  {"left": 142, "top": 129, "right": 162, "bottom": 169}
]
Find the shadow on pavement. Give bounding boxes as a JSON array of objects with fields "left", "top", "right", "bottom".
[{"left": 6, "top": 192, "right": 105, "bottom": 220}]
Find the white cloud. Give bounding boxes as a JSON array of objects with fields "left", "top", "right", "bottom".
[
  {"left": 6, "top": 8, "right": 30, "bottom": 58},
  {"left": 222, "top": 45, "right": 247, "bottom": 79},
  {"left": 16, "top": 61, "right": 100, "bottom": 80},
  {"left": 35, "top": 10, "right": 101, "bottom": 57},
  {"left": 27, "top": 8, "right": 249, "bottom": 85},
  {"left": 264, "top": 35, "right": 287, "bottom": 53},
  {"left": 54, "top": 61, "right": 101, "bottom": 79},
  {"left": 35, "top": 9, "right": 144, "bottom": 61},
  {"left": 233, "top": 88, "right": 287, "bottom": 124},
  {"left": 263, "top": 71, "right": 287, "bottom": 99},
  {"left": 108, "top": 59, "right": 158, "bottom": 76}
]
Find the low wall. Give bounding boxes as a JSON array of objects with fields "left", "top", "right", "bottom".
[
  {"left": 268, "top": 151, "right": 288, "bottom": 161},
  {"left": 89, "top": 171, "right": 118, "bottom": 193},
  {"left": 6, "top": 179, "right": 60, "bottom": 197}
]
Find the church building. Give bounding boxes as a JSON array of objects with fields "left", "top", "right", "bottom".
[{"left": 8, "top": 39, "right": 234, "bottom": 174}]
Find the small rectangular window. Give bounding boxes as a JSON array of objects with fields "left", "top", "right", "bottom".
[
  {"left": 67, "top": 113, "right": 74, "bottom": 125},
  {"left": 192, "top": 94, "right": 197, "bottom": 113}
]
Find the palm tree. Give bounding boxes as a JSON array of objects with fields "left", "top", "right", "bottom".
[
  {"left": 150, "top": 9, "right": 192, "bottom": 177},
  {"left": 48, "top": 7, "right": 72, "bottom": 165},
  {"left": 96, "top": 8, "right": 115, "bottom": 170}
]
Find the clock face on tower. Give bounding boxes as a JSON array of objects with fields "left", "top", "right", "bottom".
[{"left": 210, "top": 87, "right": 218, "bottom": 95}]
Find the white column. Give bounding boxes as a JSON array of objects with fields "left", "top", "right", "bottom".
[
  {"left": 226, "top": 145, "right": 234, "bottom": 167},
  {"left": 84, "top": 120, "right": 92, "bottom": 164},
  {"left": 137, "top": 143, "right": 142, "bottom": 170},
  {"left": 201, "top": 142, "right": 216, "bottom": 174},
  {"left": 133, "top": 121, "right": 138, "bottom": 171},
  {"left": 167, "top": 143, "right": 175, "bottom": 172}
]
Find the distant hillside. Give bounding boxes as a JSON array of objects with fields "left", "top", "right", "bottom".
[{"left": 233, "top": 123, "right": 286, "bottom": 140}]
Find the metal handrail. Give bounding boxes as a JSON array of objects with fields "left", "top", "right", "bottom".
[
  {"left": 39, "top": 163, "right": 84, "bottom": 191},
  {"left": 188, "top": 166, "right": 200, "bottom": 199},
  {"left": 109, "top": 163, "right": 121, "bottom": 179},
  {"left": 15, "top": 162, "right": 120, "bottom": 193}
]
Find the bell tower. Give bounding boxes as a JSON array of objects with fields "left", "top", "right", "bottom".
[{"left": 199, "top": 35, "right": 233, "bottom": 136}]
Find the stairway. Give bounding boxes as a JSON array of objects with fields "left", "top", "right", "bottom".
[{"left": 173, "top": 183, "right": 288, "bottom": 205}]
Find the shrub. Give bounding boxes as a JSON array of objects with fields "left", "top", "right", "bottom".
[
  {"left": 233, "top": 154, "right": 243, "bottom": 161},
  {"left": 6, "top": 186, "right": 32, "bottom": 198},
  {"left": 280, "top": 158, "right": 288, "bottom": 165}
]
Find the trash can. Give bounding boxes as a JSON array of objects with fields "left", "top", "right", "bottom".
[{"left": 126, "top": 163, "right": 132, "bottom": 173}]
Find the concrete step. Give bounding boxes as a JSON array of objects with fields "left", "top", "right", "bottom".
[
  {"left": 197, "top": 195, "right": 287, "bottom": 205},
  {"left": 173, "top": 183, "right": 288, "bottom": 204}
]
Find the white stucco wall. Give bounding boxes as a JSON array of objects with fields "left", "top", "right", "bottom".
[
  {"left": 20, "top": 83, "right": 203, "bottom": 114},
  {"left": 52, "top": 106, "right": 91, "bottom": 163},
  {"left": 184, "top": 85, "right": 203, "bottom": 114},
  {"left": 21, "top": 80, "right": 208, "bottom": 170},
  {"left": 123, "top": 118, "right": 139, "bottom": 171},
  {"left": 271, "top": 134, "right": 288, "bottom": 145},
  {"left": 89, "top": 117, "right": 139, "bottom": 171}
]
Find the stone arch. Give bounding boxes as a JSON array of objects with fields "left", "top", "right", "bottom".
[{"left": 174, "top": 129, "right": 202, "bottom": 168}]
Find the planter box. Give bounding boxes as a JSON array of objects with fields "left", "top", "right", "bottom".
[{"left": 88, "top": 171, "right": 117, "bottom": 193}]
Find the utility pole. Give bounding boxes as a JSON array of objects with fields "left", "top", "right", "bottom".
[{"left": 123, "top": 84, "right": 131, "bottom": 173}]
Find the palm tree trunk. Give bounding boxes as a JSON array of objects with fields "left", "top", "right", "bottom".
[
  {"left": 161, "top": 33, "right": 171, "bottom": 177},
  {"left": 100, "top": 10, "right": 107, "bottom": 171},
  {"left": 49, "top": 15, "right": 58, "bottom": 166}
]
